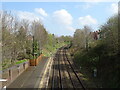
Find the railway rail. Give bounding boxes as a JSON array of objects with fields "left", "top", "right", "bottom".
[{"left": 49, "top": 47, "right": 86, "bottom": 89}]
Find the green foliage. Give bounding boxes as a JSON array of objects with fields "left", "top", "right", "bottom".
[
  {"left": 1, "top": 11, "right": 67, "bottom": 70},
  {"left": 2, "top": 59, "right": 12, "bottom": 70},
  {"left": 17, "top": 52, "right": 29, "bottom": 60},
  {"left": 74, "top": 44, "right": 104, "bottom": 71},
  {"left": 43, "top": 41, "right": 65, "bottom": 57},
  {"left": 73, "top": 15, "right": 119, "bottom": 88}
]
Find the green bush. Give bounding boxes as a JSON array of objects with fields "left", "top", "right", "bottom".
[
  {"left": 17, "top": 52, "right": 26, "bottom": 60},
  {"left": 73, "top": 43, "right": 120, "bottom": 88}
]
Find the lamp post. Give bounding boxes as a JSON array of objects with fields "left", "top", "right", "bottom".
[
  {"left": 32, "top": 36, "right": 36, "bottom": 66},
  {"left": 33, "top": 36, "right": 34, "bottom": 59},
  {"left": 52, "top": 34, "right": 55, "bottom": 56}
]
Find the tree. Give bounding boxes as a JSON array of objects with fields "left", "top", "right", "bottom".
[
  {"left": 83, "top": 25, "right": 91, "bottom": 51},
  {"left": 73, "top": 26, "right": 92, "bottom": 51},
  {"left": 31, "top": 21, "right": 48, "bottom": 50},
  {"left": 100, "top": 15, "right": 118, "bottom": 54}
]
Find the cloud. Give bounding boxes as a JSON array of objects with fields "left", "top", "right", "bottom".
[
  {"left": 110, "top": 3, "right": 118, "bottom": 14},
  {"left": 53, "top": 9, "right": 73, "bottom": 25},
  {"left": 15, "top": 9, "right": 48, "bottom": 22},
  {"left": 17, "top": 11, "right": 43, "bottom": 22},
  {"left": 75, "top": 0, "right": 119, "bottom": 10},
  {"left": 78, "top": 15, "right": 97, "bottom": 26},
  {"left": 35, "top": 8, "right": 48, "bottom": 17},
  {"left": 52, "top": 9, "right": 75, "bottom": 32}
]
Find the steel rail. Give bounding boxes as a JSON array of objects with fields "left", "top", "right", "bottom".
[
  {"left": 64, "top": 48, "right": 85, "bottom": 90},
  {"left": 62, "top": 48, "right": 76, "bottom": 89}
]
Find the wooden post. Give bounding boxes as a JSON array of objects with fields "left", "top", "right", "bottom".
[
  {"left": 23, "top": 63, "right": 25, "bottom": 70},
  {"left": 9, "top": 69, "right": 12, "bottom": 81}
]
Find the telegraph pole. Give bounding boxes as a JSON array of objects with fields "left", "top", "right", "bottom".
[{"left": 33, "top": 36, "right": 35, "bottom": 59}]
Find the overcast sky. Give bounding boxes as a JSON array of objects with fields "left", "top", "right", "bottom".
[{"left": 2, "top": 0, "right": 119, "bottom": 36}]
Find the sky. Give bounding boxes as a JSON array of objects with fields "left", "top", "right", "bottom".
[{"left": 1, "top": 0, "right": 119, "bottom": 36}]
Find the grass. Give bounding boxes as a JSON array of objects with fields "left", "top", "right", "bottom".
[
  {"left": 15, "top": 59, "right": 28, "bottom": 64},
  {"left": 43, "top": 42, "right": 66, "bottom": 57},
  {"left": 79, "top": 66, "right": 99, "bottom": 88},
  {"left": 1, "top": 59, "right": 28, "bottom": 71}
]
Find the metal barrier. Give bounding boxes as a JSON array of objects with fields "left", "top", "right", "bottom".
[{"left": 0, "top": 61, "right": 29, "bottom": 87}]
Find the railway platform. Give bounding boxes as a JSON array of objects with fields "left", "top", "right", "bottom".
[{"left": 7, "top": 57, "right": 49, "bottom": 88}]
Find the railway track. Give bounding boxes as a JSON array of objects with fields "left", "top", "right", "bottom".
[{"left": 49, "top": 47, "right": 86, "bottom": 89}]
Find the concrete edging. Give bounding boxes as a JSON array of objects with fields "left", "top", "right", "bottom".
[{"left": 39, "top": 57, "right": 53, "bottom": 88}]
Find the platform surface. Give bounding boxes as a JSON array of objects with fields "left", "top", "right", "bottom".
[{"left": 7, "top": 57, "right": 49, "bottom": 88}]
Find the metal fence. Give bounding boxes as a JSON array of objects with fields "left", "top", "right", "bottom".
[{"left": 0, "top": 61, "right": 29, "bottom": 88}]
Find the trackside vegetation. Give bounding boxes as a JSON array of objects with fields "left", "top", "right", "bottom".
[{"left": 71, "top": 15, "right": 119, "bottom": 88}]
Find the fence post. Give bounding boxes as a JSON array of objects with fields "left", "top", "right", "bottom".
[
  {"left": 9, "top": 69, "right": 12, "bottom": 81},
  {"left": 23, "top": 63, "right": 25, "bottom": 70},
  {"left": 17, "top": 65, "right": 20, "bottom": 75}
]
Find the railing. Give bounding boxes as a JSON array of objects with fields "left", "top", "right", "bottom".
[
  {"left": 0, "top": 79, "right": 7, "bottom": 90},
  {"left": 0, "top": 61, "right": 29, "bottom": 87},
  {"left": 0, "top": 54, "right": 43, "bottom": 88}
]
